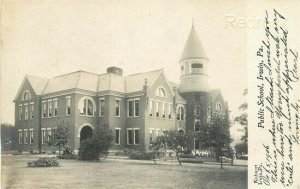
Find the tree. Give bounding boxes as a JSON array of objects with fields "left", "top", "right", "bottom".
[
  {"left": 234, "top": 89, "right": 248, "bottom": 143},
  {"left": 48, "top": 120, "right": 70, "bottom": 154},
  {"left": 80, "top": 125, "right": 113, "bottom": 161},
  {"left": 196, "top": 113, "right": 232, "bottom": 161},
  {"left": 210, "top": 114, "right": 232, "bottom": 159},
  {"left": 235, "top": 142, "right": 248, "bottom": 155},
  {"left": 149, "top": 135, "right": 167, "bottom": 165},
  {"left": 164, "top": 129, "right": 194, "bottom": 166},
  {"left": 1, "top": 123, "right": 16, "bottom": 151}
]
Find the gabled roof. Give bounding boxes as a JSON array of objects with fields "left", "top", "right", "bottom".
[
  {"left": 180, "top": 26, "right": 209, "bottom": 62},
  {"left": 125, "top": 69, "right": 162, "bottom": 93},
  {"left": 210, "top": 89, "right": 222, "bottom": 101},
  {"left": 43, "top": 71, "right": 81, "bottom": 94},
  {"left": 14, "top": 75, "right": 49, "bottom": 101},
  {"left": 26, "top": 75, "right": 49, "bottom": 95},
  {"left": 16, "top": 68, "right": 179, "bottom": 97}
]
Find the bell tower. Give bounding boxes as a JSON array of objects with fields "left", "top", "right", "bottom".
[
  {"left": 178, "top": 24, "right": 210, "bottom": 93},
  {"left": 178, "top": 24, "right": 212, "bottom": 151}
]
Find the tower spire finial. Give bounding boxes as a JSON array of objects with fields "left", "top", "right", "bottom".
[{"left": 192, "top": 18, "right": 194, "bottom": 28}]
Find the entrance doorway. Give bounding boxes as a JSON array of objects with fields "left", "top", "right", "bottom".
[{"left": 80, "top": 126, "right": 93, "bottom": 142}]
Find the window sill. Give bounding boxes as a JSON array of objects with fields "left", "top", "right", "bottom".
[
  {"left": 115, "top": 143, "right": 121, "bottom": 145},
  {"left": 79, "top": 115, "right": 95, "bottom": 118}
]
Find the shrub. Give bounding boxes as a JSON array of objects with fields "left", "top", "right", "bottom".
[
  {"left": 57, "top": 145, "right": 77, "bottom": 159},
  {"left": 79, "top": 126, "right": 113, "bottom": 161},
  {"left": 179, "top": 154, "right": 197, "bottom": 158},
  {"left": 58, "top": 154, "right": 77, "bottom": 159},
  {"left": 27, "top": 157, "right": 59, "bottom": 167},
  {"left": 129, "top": 152, "right": 152, "bottom": 160}
]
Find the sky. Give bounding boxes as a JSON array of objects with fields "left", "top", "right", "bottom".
[{"left": 1, "top": 0, "right": 247, "bottom": 125}]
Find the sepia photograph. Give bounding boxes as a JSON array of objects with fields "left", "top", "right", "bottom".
[{"left": 1, "top": 1, "right": 298, "bottom": 189}]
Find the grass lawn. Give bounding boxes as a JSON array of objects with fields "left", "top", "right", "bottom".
[{"left": 1, "top": 155, "right": 247, "bottom": 189}]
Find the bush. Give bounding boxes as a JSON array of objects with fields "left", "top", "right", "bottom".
[
  {"left": 57, "top": 145, "right": 77, "bottom": 159},
  {"left": 27, "top": 157, "right": 59, "bottom": 167},
  {"left": 179, "top": 154, "right": 197, "bottom": 158},
  {"left": 79, "top": 126, "right": 113, "bottom": 161},
  {"left": 129, "top": 152, "right": 152, "bottom": 160}
]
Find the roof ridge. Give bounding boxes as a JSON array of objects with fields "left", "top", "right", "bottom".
[
  {"left": 53, "top": 70, "right": 99, "bottom": 78},
  {"left": 26, "top": 74, "right": 49, "bottom": 80},
  {"left": 41, "top": 79, "right": 50, "bottom": 95},
  {"left": 126, "top": 68, "right": 163, "bottom": 77},
  {"left": 75, "top": 71, "right": 82, "bottom": 89}
]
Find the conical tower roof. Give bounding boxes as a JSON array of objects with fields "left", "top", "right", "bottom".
[{"left": 180, "top": 26, "right": 208, "bottom": 62}]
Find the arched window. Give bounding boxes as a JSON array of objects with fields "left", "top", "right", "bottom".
[
  {"left": 22, "top": 90, "right": 31, "bottom": 101},
  {"left": 216, "top": 103, "right": 222, "bottom": 111},
  {"left": 78, "top": 97, "right": 96, "bottom": 116},
  {"left": 156, "top": 86, "right": 167, "bottom": 98},
  {"left": 176, "top": 105, "right": 185, "bottom": 121},
  {"left": 191, "top": 63, "right": 204, "bottom": 74}
]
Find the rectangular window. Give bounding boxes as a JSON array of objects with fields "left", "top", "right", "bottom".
[
  {"left": 134, "top": 100, "right": 139, "bottom": 117},
  {"left": 18, "top": 130, "right": 23, "bottom": 144},
  {"left": 41, "top": 129, "right": 46, "bottom": 144},
  {"left": 53, "top": 99, "right": 58, "bottom": 116},
  {"left": 127, "top": 99, "right": 140, "bottom": 118},
  {"left": 156, "top": 101, "right": 160, "bottom": 118},
  {"left": 149, "top": 129, "right": 154, "bottom": 142},
  {"left": 66, "top": 97, "right": 71, "bottom": 115},
  {"left": 162, "top": 102, "right": 166, "bottom": 119},
  {"left": 127, "top": 128, "right": 139, "bottom": 145},
  {"left": 42, "top": 101, "right": 46, "bottom": 118},
  {"left": 30, "top": 103, "right": 34, "bottom": 119},
  {"left": 115, "top": 99, "right": 120, "bottom": 117},
  {"left": 168, "top": 103, "right": 172, "bottom": 119},
  {"left": 155, "top": 129, "right": 160, "bottom": 137},
  {"left": 194, "top": 138, "right": 200, "bottom": 150},
  {"left": 115, "top": 128, "right": 121, "bottom": 145},
  {"left": 128, "top": 100, "right": 133, "bottom": 117},
  {"left": 134, "top": 130, "right": 139, "bottom": 144},
  {"left": 99, "top": 98, "right": 104, "bottom": 117},
  {"left": 195, "top": 106, "right": 200, "bottom": 116},
  {"left": 127, "top": 129, "right": 133, "bottom": 145},
  {"left": 18, "top": 105, "right": 23, "bottom": 120},
  {"left": 48, "top": 100, "right": 52, "bottom": 117},
  {"left": 149, "top": 100, "right": 153, "bottom": 117},
  {"left": 29, "top": 129, "right": 34, "bottom": 144},
  {"left": 24, "top": 104, "right": 29, "bottom": 120},
  {"left": 24, "top": 129, "right": 28, "bottom": 144},
  {"left": 47, "top": 128, "right": 52, "bottom": 142},
  {"left": 194, "top": 119, "right": 200, "bottom": 131}
]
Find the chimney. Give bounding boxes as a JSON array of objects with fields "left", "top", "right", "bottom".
[{"left": 107, "top": 66, "right": 123, "bottom": 76}]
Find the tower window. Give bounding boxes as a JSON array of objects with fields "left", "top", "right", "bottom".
[
  {"left": 194, "top": 119, "right": 200, "bottom": 131},
  {"left": 191, "top": 63, "right": 204, "bottom": 74},
  {"left": 191, "top": 63, "right": 203, "bottom": 68},
  {"left": 176, "top": 105, "right": 185, "bottom": 121},
  {"left": 194, "top": 138, "right": 200, "bottom": 150},
  {"left": 216, "top": 103, "right": 222, "bottom": 111}
]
